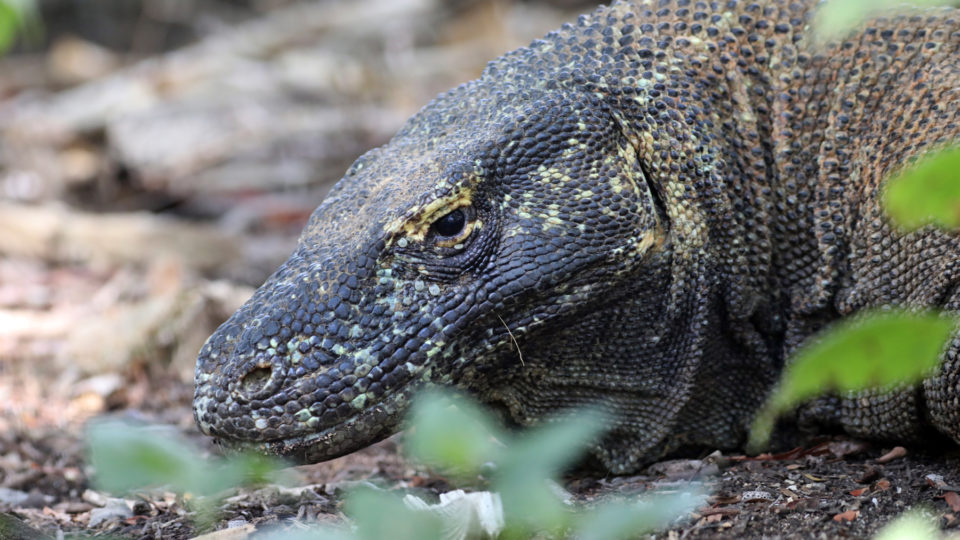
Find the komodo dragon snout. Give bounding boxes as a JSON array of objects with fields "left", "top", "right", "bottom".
[{"left": 194, "top": 86, "right": 668, "bottom": 466}]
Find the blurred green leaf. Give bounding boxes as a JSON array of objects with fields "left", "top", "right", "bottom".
[
  {"left": 496, "top": 476, "right": 572, "bottom": 537},
  {"left": 873, "top": 510, "right": 940, "bottom": 540},
  {"left": 573, "top": 490, "right": 706, "bottom": 540},
  {"left": 812, "top": 0, "right": 953, "bottom": 42},
  {"left": 344, "top": 392, "right": 699, "bottom": 540},
  {"left": 216, "top": 451, "right": 297, "bottom": 490},
  {"left": 495, "top": 407, "right": 609, "bottom": 535},
  {"left": 749, "top": 311, "right": 956, "bottom": 449},
  {"left": 0, "top": 0, "right": 43, "bottom": 54},
  {"left": 345, "top": 487, "right": 444, "bottom": 540},
  {"left": 884, "top": 145, "right": 960, "bottom": 231},
  {"left": 405, "top": 390, "right": 505, "bottom": 477},
  {"left": 499, "top": 406, "right": 608, "bottom": 480},
  {"left": 255, "top": 525, "right": 355, "bottom": 540},
  {"left": 87, "top": 420, "right": 291, "bottom": 497},
  {"left": 0, "top": 0, "right": 21, "bottom": 53},
  {"left": 88, "top": 420, "right": 216, "bottom": 496}
]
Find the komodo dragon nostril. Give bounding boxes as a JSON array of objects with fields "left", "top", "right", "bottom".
[{"left": 239, "top": 365, "right": 274, "bottom": 397}]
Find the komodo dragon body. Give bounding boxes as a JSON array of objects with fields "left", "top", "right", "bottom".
[{"left": 194, "top": 0, "right": 960, "bottom": 473}]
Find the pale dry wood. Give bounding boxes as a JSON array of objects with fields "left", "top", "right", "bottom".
[
  {"left": 0, "top": 202, "right": 241, "bottom": 271},
  {"left": 0, "top": 257, "right": 253, "bottom": 377},
  {"left": 0, "top": 0, "right": 579, "bottom": 203},
  {"left": 0, "top": 0, "right": 439, "bottom": 200}
]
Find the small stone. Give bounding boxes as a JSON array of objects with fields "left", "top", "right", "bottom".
[
  {"left": 88, "top": 498, "right": 133, "bottom": 527},
  {"left": 741, "top": 490, "right": 773, "bottom": 502},
  {"left": 0, "top": 488, "right": 29, "bottom": 506}
]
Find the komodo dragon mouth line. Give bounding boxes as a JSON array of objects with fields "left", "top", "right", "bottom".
[
  {"left": 211, "top": 398, "right": 402, "bottom": 464},
  {"left": 194, "top": 0, "right": 960, "bottom": 474}
]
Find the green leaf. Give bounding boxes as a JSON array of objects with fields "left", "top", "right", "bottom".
[
  {"left": 494, "top": 407, "right": 610, "bottom": 534},
  {"left": 496, "top": 476, "right": 572, "bottom": 537},
  {"left": 87, "top": 420, "right": 290, "bottom": 497},
  {"left": 0, "top": 0, "right": 20, "bottom": 53},
  {"left": 255, "top": 525, "right": 356, "bottom": 540},
  {"left": 87, "top": 420, "right": 216, "bottom": 495},
  {"left": 499, "top": 406, "right": 608, "bottom": 479},
  {"left": 812, "top": 0, "right": 953, "bottom": 42},
  {"left": 345, "top": 487, "right": 444, "bottom": 540},
  {"left": 216, "top": 452, "right": 297, "bottom": 490},
  {"left": 873, "top": 510, "right": 940, "bottom": 540},
  {"left": 405, "top": 390, "right": 504, "bottom": 477},
  {"left": 573, "top": 490, "right": 706, "bottom": 540},
  {"left": 749, "top": 311, "right": 956, "bottom": 450},
  {"left": 884, "top": 145, "right": 960, "bottom": 231}
]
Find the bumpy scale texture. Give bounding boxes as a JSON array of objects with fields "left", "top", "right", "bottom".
[{"left": 194, "top": 0, "right": 960, "bottom": 473}]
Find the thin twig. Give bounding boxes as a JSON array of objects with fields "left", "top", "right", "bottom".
[{"left": 496, "top": 314, "right": 524, "bottom": 366}]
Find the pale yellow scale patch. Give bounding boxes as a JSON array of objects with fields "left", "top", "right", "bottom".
[
  {"left": 664, "top": 178, "right": 707, "bottom": 251},
  {"left": 613, "top": 229, "right": 663, "bottom": 260},
  {"left": 537, "top": 166, "right": 574, "bottom": 186},
  {"left": 610, "top": 176, "right": 626, "bottom": 194},
  {"left": 542, "top": 216, "right": 565, "bottom": 231}
]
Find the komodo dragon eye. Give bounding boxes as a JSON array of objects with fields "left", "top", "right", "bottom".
[{"left": 431, "top": 208, "right": 467, "bottom": 238}]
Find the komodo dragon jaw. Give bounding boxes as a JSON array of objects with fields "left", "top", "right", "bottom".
[
  {"left": 193, "top": 79, "right": 668, "bottom": 464},
  {"left": 196, "top": 0, "right": 960, "bottom": 473}
]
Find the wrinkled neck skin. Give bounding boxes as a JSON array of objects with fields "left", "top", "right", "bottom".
[{"left": 193, "top": 0, "right": 832, "bottom": 473}]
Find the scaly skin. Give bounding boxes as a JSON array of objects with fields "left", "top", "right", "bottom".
[{"left": 193, "top": 0, "right": 960, "bottom": 473}]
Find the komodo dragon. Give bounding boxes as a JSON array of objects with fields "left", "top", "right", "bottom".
[{"left": 193, "top": 0, "right": 960, "bottom": 473}]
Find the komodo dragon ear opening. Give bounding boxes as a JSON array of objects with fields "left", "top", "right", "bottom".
[
  {"left": 609, "top": 112, "right": 668, "bottom": 236},
  {"left": 636, "top": 158, "right": 668, "bottom": 231}
]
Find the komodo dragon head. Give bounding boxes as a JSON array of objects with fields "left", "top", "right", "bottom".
[
  {"left": 193, "top": 75, "right": 668, "bottom": 455},
  {"left": 194, "top": 1, "right": 759, "bottom": 472}
]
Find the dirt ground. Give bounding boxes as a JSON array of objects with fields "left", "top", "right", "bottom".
[{"left": 3, "top": 0, "right": 960, "bottom": 538}]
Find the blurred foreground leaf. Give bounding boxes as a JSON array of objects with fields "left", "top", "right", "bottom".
[
  {"left": 573, "top": 491, "right": 706, "bottom": 540},
  {"left": 0, "top": 0, "right": 22, "bottom": 52},
  {"left": 0, "top": 0, "right": 41, "bottom": 53},
  {"left": 873, "top": 510, "right": 940, "bottom": 540},
  {"left": 496, "top": 407, "right": 609, "bottom": 535},
  {"left": 499, "top": 407, "right": 608, "bottom": 479},
  {"left": 401, "top": 390, "right": 702, "bottom": 539},
  {"left": 346, "top": 486, "right": 444, "bottom": 540},
  {"left": 87, "top": 419, "right": 292, "bottom": 495},
  {"left": 812, "top": 0, "right": 953, "bottom": 42},
  {"left": 406, "top": 390, "right": 504, "bottom": 478},
  {"left": 884, "top": 145, "right": 960, "bottom": 231},
  {"left": 256, "top": 528, "right": 354, "bottom": 540},
  {"left": 749, "top": 311, "right": 956, "bottom": 450},
  {"left": 406, "top": 390, "right": 612, "bottom": 535},
  {"left": 88, "top": 421, "right": 217, "bottom": 496},
  {"left": 87, "top": 420, "right": 294, "bottom": 529}
]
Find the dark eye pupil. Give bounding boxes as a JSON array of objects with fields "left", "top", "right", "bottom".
[{"left": 433, "top": 209, "right": 466, "bottom": 237}]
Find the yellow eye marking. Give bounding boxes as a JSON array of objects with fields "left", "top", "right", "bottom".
[{"left": 385, "top": 186, "right": 476, "bottom": 243}]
